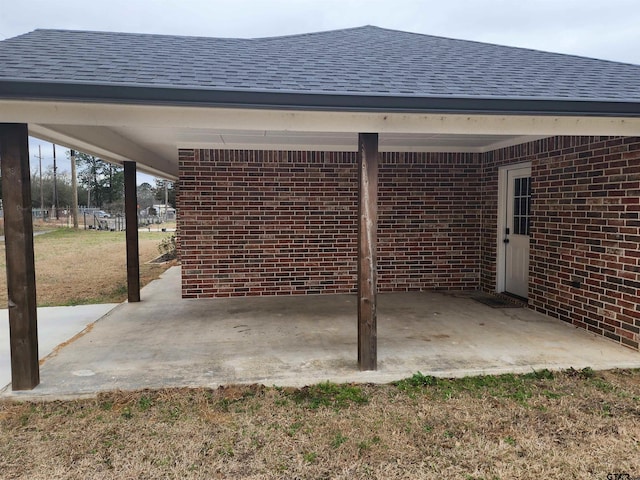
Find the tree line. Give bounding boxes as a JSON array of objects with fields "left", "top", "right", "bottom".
[{"left": 2, "top": 152, "right": 175, "bottom": 212}]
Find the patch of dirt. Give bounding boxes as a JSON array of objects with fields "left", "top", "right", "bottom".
[{"left": 148, "top": 252, "right": 178, "bottom": 264}]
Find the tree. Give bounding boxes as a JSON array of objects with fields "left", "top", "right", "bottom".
[
  {"left": 102, "top": 163, "right": 124, "bottom": 212},
  {"left": 30, "top": 167, "right": 88, "bottom": 210},
  {"left": 74, "top": 152, "right": 124, "bottom": 210},
  {"left": 153, "top": 179, "right": 176, "bottom": 208},
  {"left": 137, "top": 182, "right": 155, "bottom": 210}
]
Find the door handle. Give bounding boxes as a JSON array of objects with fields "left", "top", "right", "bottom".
[{"left": 503, "top": 238, "right": 510, "bottom": 244}]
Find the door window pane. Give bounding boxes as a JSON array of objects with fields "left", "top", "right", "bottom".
[{"left": 513, "top": 177, "right": 531, "bottom": 235}]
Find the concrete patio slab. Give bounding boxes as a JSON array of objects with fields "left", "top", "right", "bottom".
[
  {"left": 0, "top": 303, "right": 118, "bottom": 390},
  {"left": 3, "top": 266, "right": 640, "bottom": 400}
]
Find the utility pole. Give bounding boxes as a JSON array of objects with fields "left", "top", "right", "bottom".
[
  {"left": 52, "top": 144, "right": 59, "bottom": 220},
  {"left": 36, "top": 145, "right": 44, "bottom": 218},
  {"left": 164, "top": 181, "right": 168, "bottom": 222},
  {"left": 108, "top": 164, "right": 113, "bottom": 206},
  {"left": 70, "top": 149, "right": 79, "bottom": 229}
]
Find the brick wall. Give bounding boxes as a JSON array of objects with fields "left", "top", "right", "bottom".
[
  {"left": 178, "top": 149, "right": 481, "bottom": 297},
  {"left": 179, "top": 149, "right": 357, "bottom": 297},
  {"left": 378, "top": 152, "right": 481, "bottom": 290},
  {"left": 482, "top": 136, "right": 640, "bottom": 350}
]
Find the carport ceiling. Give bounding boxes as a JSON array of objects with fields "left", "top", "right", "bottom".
[{"left": 35, "top": 123, "right": 546, "bottom": 169}]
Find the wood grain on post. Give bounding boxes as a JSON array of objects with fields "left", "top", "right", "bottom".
[
  {"left": 0, "top": 123, "right": 40, "bottom": 390},
  {"left": 357, "top": 133, "right": 378, "bottom": 371},
  {"left": 124, "top": 161, "right": 141, "bottom": 302}
]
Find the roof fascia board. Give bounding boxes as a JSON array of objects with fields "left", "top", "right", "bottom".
[
  {"left": 1, "top": 80, "right": 640, "bottom": 117},
  {"left": 177, "top": 141, "right": 488, "bottom": 153},
  {"left": 4, "top": 100, "right": 640, "bottom": 137}
]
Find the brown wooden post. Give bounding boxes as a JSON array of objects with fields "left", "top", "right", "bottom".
[
  {"left": 124, "top": 161, "right": 140, "bottom": 302},
  {"left": 0, "top": 123, "right": 39, "bottom": 390},
  {"left": 357, "top": 133, "right": 378, "bottom": 370}
]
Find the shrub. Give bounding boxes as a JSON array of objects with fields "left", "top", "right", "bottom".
[{"left": 157, "top": 234, "right": 177, "bottom": 260}]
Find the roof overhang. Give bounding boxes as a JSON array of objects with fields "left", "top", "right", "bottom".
[
  {"left": 2, "top": 80, "right": 640, "bottom": 116},
  {"left": 2, "top": 97, "right": 640, "bottom": 179}
]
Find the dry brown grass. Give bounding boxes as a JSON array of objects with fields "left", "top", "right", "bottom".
[
  {"left": 0, "top": 228, "right": 175, "bottom": 306},
  {"left": 1, "top": 368, "right": 639, "bottom": 479}
]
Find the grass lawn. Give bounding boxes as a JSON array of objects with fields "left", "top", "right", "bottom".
[
  {"left": 0, "top": 228, "right": 175, "bottom": 306},
  {"left": 0, "top": 368, "right": 639, "bottom": 478}
]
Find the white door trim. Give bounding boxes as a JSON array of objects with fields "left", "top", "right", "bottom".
[{"left": 496, "top": 161, "right": 532, "bottom": 293}]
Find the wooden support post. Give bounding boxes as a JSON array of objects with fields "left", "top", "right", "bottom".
[
  {"left": 0, "top": 123, "right": 39, "bottom": 390},
  {"left": 124, "top": 161, "right": 140, "bottom": 302},
  {"left": 357, "top": 133, "right": 378, "bottom": 371}
]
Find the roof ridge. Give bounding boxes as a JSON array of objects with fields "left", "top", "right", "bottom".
[
  {"left": 15, "top": 27, "right": 640, "bottom": 66},
  {"left": 26, "top": 26, "right": 384, "bottom": 44},
  {"left": 28, "top": 28, "right": 250, "bottom": 42},
  {"left": 249, "top": 25, "right": 379, "bottom": 41},
  {"left": 360, "top": 26, "right": 640, "bottom": 67}
]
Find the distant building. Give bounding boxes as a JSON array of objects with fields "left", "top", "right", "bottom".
[{"left": 141, "top": 204, "right": 175, "bottom": 220}]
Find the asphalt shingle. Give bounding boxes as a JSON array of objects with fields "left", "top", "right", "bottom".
[{"left": 1, "top": 25, "right": 640, "bottom": 102}]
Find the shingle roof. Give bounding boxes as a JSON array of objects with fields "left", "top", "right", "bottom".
[{"left": 1, "top": 26, "right": 640, "bottom": 113}]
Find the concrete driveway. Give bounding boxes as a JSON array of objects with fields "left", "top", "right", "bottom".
[{"left": 3, "top": 266, "right": 640, "bottom": 400}]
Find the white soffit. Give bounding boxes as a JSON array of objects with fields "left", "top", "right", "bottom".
[
  {"left": 119, "top": 126, "right": 537, "bottom": 153},
  {"left": 30, "top": 124, "right": 178, "bottom": 179}
]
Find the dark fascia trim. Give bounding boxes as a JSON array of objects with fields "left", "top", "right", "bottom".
[{"left": 2, "top": 80, "right": 640, "bottom": 116}]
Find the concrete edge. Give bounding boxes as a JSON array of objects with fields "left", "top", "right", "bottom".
[{"left": 4, "top": 363, "right": 639, "bottom": 403}]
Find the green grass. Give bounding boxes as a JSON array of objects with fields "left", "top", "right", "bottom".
[
  {"left": 290, "top": 381, "right": 369, "bottom": 410},
  {"left": 394, "top": 369, "right": 569, "bottom": 405},
  {"left": 330, "top": 432, "right": 348, "bottom": 448}
]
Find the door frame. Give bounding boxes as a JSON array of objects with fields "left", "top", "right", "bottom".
[{"left": 496, "top": 161, "right": 532, "bottom": 293}]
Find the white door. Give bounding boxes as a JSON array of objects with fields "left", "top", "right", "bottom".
[{"left": 504, "top": 165, "right": 531, "bottom": 298}]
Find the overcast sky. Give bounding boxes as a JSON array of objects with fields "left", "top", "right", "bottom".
[
  {"left": 3, "top": 0, "right": 640, "bottom": 64},
  {"left": 3, "top": 0, "right": 640, "bottom": 183}
]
